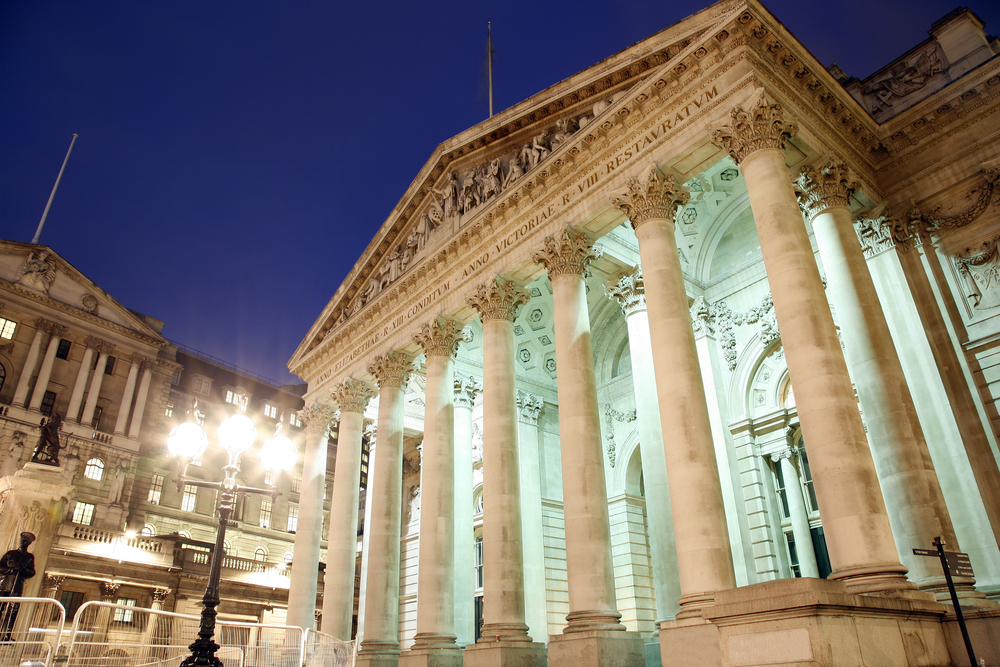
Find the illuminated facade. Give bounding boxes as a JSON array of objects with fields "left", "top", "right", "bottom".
[{"left": 288, "top": 2, "right": 1000, "bottom": 666}]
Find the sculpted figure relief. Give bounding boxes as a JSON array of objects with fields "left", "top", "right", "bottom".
[
  {"left": 862, "top": 47, "right": 944, "bottom": 114},
  {"left": 14, "top": 250, "right": 57, "bottom": 295},
  {"left": 1, "top": 432, "right": 26, "bottom": 478},
  {"left": 30, "top": 414, "right": 63, "bottom": 466}
]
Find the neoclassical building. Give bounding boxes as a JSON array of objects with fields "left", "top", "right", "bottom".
[{"left": 287, "top": 1, "right": 1000, "bottom": 665}]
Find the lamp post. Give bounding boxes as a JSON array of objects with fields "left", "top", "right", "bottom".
[{"left": 169, "top": 397, "right": 298, "bottom": 667}]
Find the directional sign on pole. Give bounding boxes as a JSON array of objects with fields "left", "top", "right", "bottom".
[{"left": 945, "top": 552, "right": 975, "bottom": 578}]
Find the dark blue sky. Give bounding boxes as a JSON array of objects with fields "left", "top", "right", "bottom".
[{"left": 2, "top": 0, "right": 996, "bottom": 384}]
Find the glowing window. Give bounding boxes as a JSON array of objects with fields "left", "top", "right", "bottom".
[
  {"left": 192, "top": 377, "right": 211, "bottom": 396},
  {"left": 84, "top": 458, "right": 105, "bottom": 481},
  {"left": 164, "top": 402, "right": 174, "bottom": 418},
  {"left": 72, "top": 502, "right": 95, "bottom": 525},
  {"left": 287, "top": 504, "right": 298, "bottom": 533},
  {"left": 148, "top": 474, "right": 164, "bottom": 505},
  {"left": 0, "top": 318, "right": 16, "bottom": 339},
  {"left": 263, "top": 403, "right": 278, "bottom": 419},
  {"left": 181, "top": 485, "right": 198, "bottom": 512},
  {"left": 254, "top": 547, "right": 267, "bottom": 562},
  {"left": 141, "top": 524, "right": 155, "bottom": 537},
  {"left": 259, "top": 499, "right": 272, "bottom": 529},
  {"left": 113, "top": 598, "right": 137, "bottom": 623}
]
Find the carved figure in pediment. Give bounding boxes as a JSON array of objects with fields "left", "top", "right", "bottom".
[
  {"left": 416, "top": 211, "right": 439, "bottom": 244},
  {"left": 504, "top": 153, "right": 524, "bottom": 187},
  {"left": 482, "top": 159, "right": 502, "bottom": 201},
  {"left": 407, "top": 226, "right": 423, "bottom": 256},
  {"left": 14, "top": 250, "right": 57, "bottom": 295},
  {"left": 351, "top": 294, "right": 365, "bottom": 315},
  {"left": 387, "top": 246, "right": 404, "bottom": 282},
  {"left": 529, "top": 130, "right": 550, "bottom": 167},
  {"left": 461, "top": 170, "right": 482, "bottom": 214},
  {"left": 550, "top": 118, "right": 575, "bottom": 150},
  {"left": 434, "top": 173, "right": 459, "bottom": 219},
  {"left": 862, "top": 47, "right": 944, "bottom": 114},
  {"left": 334, "top": 307, "right": 347, "bottom": 325}
]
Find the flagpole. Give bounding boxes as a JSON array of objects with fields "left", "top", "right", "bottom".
[
  {"left": 488, "top": 22, "right": 494, "bottom": 118},
  {"left": 32, "top": 133, "right": 78, "bottom": 245}
]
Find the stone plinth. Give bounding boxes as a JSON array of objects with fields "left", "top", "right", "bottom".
[
  {"left": 400, "top": 647, "right": 465, "bottom": 667},
  {"left": 0, "top": 463, "right": 74, "bottom": 598},
  {"left": 357, "top": 645, "right": 403, "bottom": 667},
  {"left": 548, "top": 631, "right": 644, "bottom": 667},
  {"left": 463, "top": 641, "right": 547, "bottom": 667},
  {"left": 657, "top": 621, "right": 721, "bottom": 667},
  {"left": 941, "top": 609, "right": 1000, "bottom": 667},
  {"left": 693, "top": 578, "right": 951, "bottom": 667}
]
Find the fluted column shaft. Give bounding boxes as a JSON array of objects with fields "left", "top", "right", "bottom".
[
  {"left": 114, "top": 357, "right": 141, "bottom": 434},
  {"left": 516, "top": 391, "right": 549, "bottom": 641},
  {"left": 128, "top": 364, "right": 153, "bottom": 438},
  {"left": 359, "top": 351, "right": 412, "bottom": 663},
  {"left": 67, "top": 342, "right": 97, "bottom": 422},
  {"left": 533, "top": 228, "right": 623, "bottom": 632},
  {"left": 287, "top": 402, "right": 337, "bottom": 629},
  {"left": 324, "top": 380, "right": 375, "bottom": 640},
  {"left": 28, "top": 324, "right": 67, "bottom": 411},
  {"left": 775, "top": 450, "right": 820, "bottom": 578},
  {"left": 12, "top": 325, "right": 46, "bottom": 407},
  {"left": 453, "top": 374, "right": 480, "bottom": 647},
  {"left": 711, "top": 95, "right": 913, "bottom": 595},
  {"left": 81, "top": 348, "right": 112, "bottom": 426},
  {"left": 611, "top": 175, "right": 736, "bottom": 618},
  {"left": 606, "top": 268, "right": 681, "bottom": 623},
  {"left": 467, "top": 278, "right": 532, "bottom": 642}
]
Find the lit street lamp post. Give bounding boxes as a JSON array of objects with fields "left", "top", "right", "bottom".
[{"left": 168, "top": 397, "right": 298, "bottom": 667}]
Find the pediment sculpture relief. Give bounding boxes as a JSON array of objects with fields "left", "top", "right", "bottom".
[
  {"left": 955, "top": 235, "right": 1000, "bottom": 311},
  {"left": 14, "top": 250, "right": 57, "bottom": 295},
  {"left": 861, "top": 44, "right": 946, "bottom": 117}
]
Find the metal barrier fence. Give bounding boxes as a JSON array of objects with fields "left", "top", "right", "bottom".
[
  {"left": 301, "top": 629, "right": 356, "bottom": 667},
  {"left": 0, "top": 597, "right": 66, "bottom": 667},
  {"left": 63, "top": 601, "right": 304, "bottom": 667}
]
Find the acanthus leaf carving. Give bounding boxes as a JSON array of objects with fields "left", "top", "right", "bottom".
[
  {"left": 413, "top": 316, "right": 469, "bottom": 359},
  {"left": 467, "top": 277, "right": 529, "bottom": 323},
  {"left": 609, "top": 166, "right": 689, "bottom": 229},
  {"left": 795, "top": 160, "right": 860, "bottom": 220},
  {"left": 709, "top": 91, "right": 798, "bottom": 165},
  {"left": 331, "top": 378, "right": 376, "bottom": 414},
  {"left": 367, "top": 350, "right": 413, "bottom": 390},
  {"left": 532, "top": 226, "right": 601, "bottom": 279}
]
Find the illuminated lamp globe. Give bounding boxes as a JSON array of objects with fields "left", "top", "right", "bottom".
[
  {"left": 167, "top": 421, "right": 210, "bottom": 461},
  {"left": 260, "top": 433, "right": 298, "bottom": 472},
  {"left": 217, "top": 413, "right": 258, "bottom": 457}
]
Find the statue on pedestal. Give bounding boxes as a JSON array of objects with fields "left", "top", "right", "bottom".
[
  {"left": 30, "top": 414, "right": 62, "bottom": 466},
  {"left": 0, "top": 433, "right": 26, "bottom": 479},
  {"left": 0, "top": 532, "right": 36, "bottom": 641}
]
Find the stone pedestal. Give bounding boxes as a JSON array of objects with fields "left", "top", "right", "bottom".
[
  {"left": 357, "top": 646, "right": 404, "bottom": 667},
  {"left": 549, "top": 631, "right": 644, "bottom": 667},
  {"left": 657, "top": 621, "right": 721, "bottom": 667},
  {"left": 941, "top": 609, "right": 1000, "bottom": 667},
  {"left": 463, "top": 641, "right": 547, "bottom": 667},
  {"left": 400, "top": 647, "right": 465, "bottom": 667},
  {"left": 0, "top": 463, "right": 74, "bottom": 598}
]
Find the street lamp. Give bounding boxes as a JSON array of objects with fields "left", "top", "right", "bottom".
[{"left": 169, "top": 396, "right": 298, "bottom": 667}]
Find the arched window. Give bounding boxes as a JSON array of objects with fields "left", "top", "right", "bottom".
[
  {"left": 84, "top": 458, "right": 105, "bottom": 481},
  {"left": 282, "top": 551, "right": 293, "bottom": 564},
  {"left": 254, "top": 547, "right": 267, "bottom": 562},
  {"left": 223, "top": 540, "right": 232, "bottom": 555},
  {"left": 141, "top": 524, "right": 156, "bottom": 537},
  {"left": 473, "top": 490, "right": 484, "bottom": 515},
  {"left": 178, "top": 530, "right": 191, "bottom": 539}
]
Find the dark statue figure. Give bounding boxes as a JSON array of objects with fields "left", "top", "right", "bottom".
[
  {"left": 0, "top": 532, "right": 37, "bottom": 641},
  {"left": 30, "top": 414, "right": 62, "bottom": 466}
]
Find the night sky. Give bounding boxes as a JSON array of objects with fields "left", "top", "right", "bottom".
[{"left": 2, "top": 0, "right": 997, "bottom": 384}]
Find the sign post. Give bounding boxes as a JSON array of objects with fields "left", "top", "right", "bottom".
[{"left": 912, "top": 537, "right": 978, "bottom": 667}]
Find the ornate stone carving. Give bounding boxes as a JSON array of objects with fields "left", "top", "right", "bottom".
[
  {"left": 602, "top": 404, "right": 636, "bottom": 468},
  {"left": 331, "top": 378, "right": 375, "bottom": 414},
  {"left": 42, "top": 574, "right": 65, "bottom": 591},
  {"left": 467, "top": 277, "right": 529, "bottom": 323},
  {"left": 99, "top": 581, "right": 122, "bottom": 598},
  {"left": 795, "top": 160, "right": 860, "bottom": 220},
  {"left": 453, "top": 373, "right": 482, "bottom": 409},
  {"left": 711, "top": 294, "right": 780, "bottom": 370},
  {"left": 413, "top": 316, "right": 469, "bottom": 358},
  {"left": 604, "top": 266, "right": 646, "bottom": 316},
  {"left": 80, "top": 294, "right": 99, "bottom": 315},
  {"left": 299, "top": 402, "right": 338, "bottom": 438},
  {"left": 769, "top": 446, "right": 797, "bottom": 463},
  {"left": 710, "top": 92, "right": 798, "bottom": 165},
  {"left": 609, "top": 166, "right": 690, "bottom": 229},
  {"left": 516, "top": 391, "right": 544, "bottom": 425},
  {"left": 854, "top": 214, "right": 916, "bottom": 258},
  {"left": 36, "top": 319, "right": 66, "bottom": 337},
  {"left": 14, "top": 249, "right": 57, "bottom": 295},
  {"left": 532, "top": 227, "right": 601, "bottom": 279},
  {"left": 690, "top": 296, "right": 714, "bottom": 338},
  {"left": 955, "top": 234, "right": 1000, "bottom": 310},
  {"left": 0, "top": 341, "right": 12, "bottom": 355},
  {"left": 367, "top": 351, "right": 413, "bottom": 389},
  {"left": 922, "top": 160, "right": 1000, "bottom": 231},
  {"left": 860, "top": 44, "right": 945, "bottom": 117},
  {"left": 151, "top": 588, "right": 171, "bottom": 603}
]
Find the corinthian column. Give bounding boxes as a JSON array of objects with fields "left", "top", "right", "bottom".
[
  {"left": 796, "top": 161, "right": 991, "bottom": 605},
  {"left": 710, "top": 93, "right": 914, "bottom": 596},
  {"left": 114, "top": 354, "right": 142, "bottom": 434},
  {"left": 287, "top": 401, "right": 337, "bottom": 629},
  {"left": 611, "top": 173, "right": 736, "bottom": 618},
  {"left": 12, "top": 322, "right": 47, "bottom": 407},
  {"left": 66, "top": 337, "right": 100, "bottom": 423},
  {"left": 358, "top": 351, "right": 413, "bottom": 667},
  {"left": 402, "top": 317, "right": 468, "bottom": 667},
  {"left": 81, "top": 341, "right": 115, "bottom": 426},
  {"left": 453, "top": 373, "right": 481, "bottom": 647},
  {"left": 515, "top": 390, "right": 548, "bottom": 642},
  {"left": 127, "top": 360, "right": 154, "bottom": 439},
  {"left": 324, "top": 378, "right": 376, "bottom": 640},
  {"left": 28, "top": 322, "right": 68, "bottom": 411},
  {"left": 605, "top": 267, "right": 681, "bottom": 624}
]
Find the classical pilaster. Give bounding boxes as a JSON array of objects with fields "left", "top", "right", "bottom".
[
  {"left": 114, "top": 354, "right": 143, "bottom": 434},
  {"left": 770, "top": 448, "right": 820, "bottom": 579},
  {"left": 28, "top": 321, "right": 68, "bottom": 411},
  {"left": 515, "top": 390, "right": 548, "bottom": 642},
  {"left": 797, "top": 160, "right": 991, "bottom": 605},
  {"left": 611, "top": 171, "right": 736, "bottom": 619},
  {"left": 287, "top": 401, "right": 337, "bottom": 629},
  {"left": 605, "top": 267, "right": 682, "bottom": 625},
  {"left": 402, "top": 318, "right": 468, "bottom": 667},
  {"left": 358, "top": 351, "right": 413, "bottom": 667},
  {"left": 81, "top": 341, "right": 115, "bottom": 426},
  {"left": 453, "top": 373, "right": 480, "bottom": 647},
  {"left": 710, "top": 93, "right": 914, "bottom": 596},
  {"left": 357, "top": 421, "right": 378, "bottom": 641},
  {"left": 323, "top": 378, "right": 376, "bottom": 640},
  {"left": 41, "top": 574, "right": 65, "bottom": 599},
  {"left": 127, "top": 359, "right": 154, "bottom": 439},
  {"left": 139, "top": 587, "right": 172, "bottom": 658},
  {"left": 12, "top": 322, "right": 47, "bottom": 407},
  {"left": 66, "top": 337, "right": 101, "bottom": 423}
]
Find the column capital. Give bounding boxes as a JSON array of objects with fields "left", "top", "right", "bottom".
[
  {"left": 43, "top": 574, "right": 65, "bottom": 590},
  {"left": 37, "top": 319, "right": 67, "bottom": 338},
  {"left": 769, "top": 446, "right": 797, "bottom": 463},
  {"left": 532, "top": 226, "right": 601, "bottom": 279},
  {"left": 331, "top": 378, "right": 376, "bottom": 414},
  {"left": 300, "top": 401, "right": 338, "bottom": 438},
  {"left": 604, "top": 266, "right": 646, "bottom": 316},
  {"left": 795, "top": 160, "right": 860, "bottom": 221},
  {"left": 516, "top": 391, "right": 544, "bottom": 425},
  {"left": 413, "top": 316, "right": 469, "bottom": 358},
  {"left": 93, "top": 339, "right": 116, "bottom": 355},
  {"left": 130, "top": 353, "right": 154, "bottom": 370},
  {"left": 854, "top": 214, "right": 917, "bottom": 258},
  {"left": 453, "top": 372, "right": 482, "bottom": 409},
  {"left": 710, "top": 92, "right": 798, "bottom": 165},
  {"left": 367, "top": 350, "right": 413, "bottom": 389},
  {"left": 467, "top": 276, "right": 529, "bottom": 322},
  {"left": 84, "top": 335, "right": 105, "bottom": 351},
  {"left": 151, "top": 588, "right": 171, "bottom": 602},
  {"left": 99, "top": 581, "right": 122, "bottom": 598},
  {"left": 610, "top": 166, "right": 690, "bottom": 230}
]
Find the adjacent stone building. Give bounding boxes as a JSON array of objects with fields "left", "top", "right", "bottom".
[{"left": 286, "top": 2, "right": 1000, "bottom": 666}]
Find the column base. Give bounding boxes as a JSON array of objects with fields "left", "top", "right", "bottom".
[
  {"left": 400, "top": 646, "right": 464, "bottom": 667},
  {"left": 463, "top": 640, "right": 547, "bottom": 667},
  {"left": 357, "top": 642, "right": 402, "bottom": 667},
  {"left": 642, "top": 637, "right": 662, "bottom": 667},
  {"left": 657, "top": 619, "right": 721, "bottom": 667},
  {"left": 548, "top": 630, "right": 644, "bottom": 667}
]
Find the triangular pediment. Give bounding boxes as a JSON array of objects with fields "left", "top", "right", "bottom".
[
  {"left": 290, "top": 0, "right": 742, "bottom": 372},
  {"left": 0, "top": 239, "right": 167, "bottom": 347}
]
